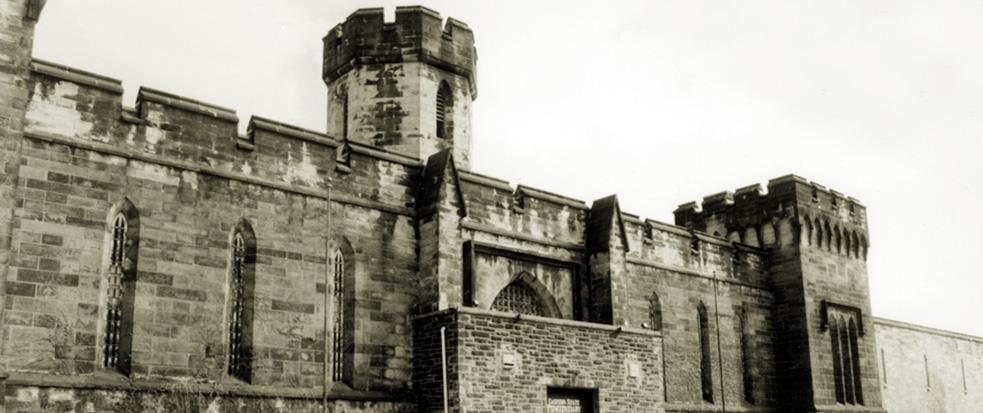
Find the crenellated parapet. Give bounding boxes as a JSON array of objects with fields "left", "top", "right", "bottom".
[
  {"left": 674, "top": 174, "right": 868, "bottom": 260},
  {"left": 323, "top": 6, "right": 477, "bottom": 96}
]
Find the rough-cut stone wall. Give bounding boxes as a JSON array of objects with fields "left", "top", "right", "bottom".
[
  {"left": 323, "top": 6, "right": 476, "bottom": 169},
  {"left": 4, "top": 383, "right": 414, "bottom": 413},
  {"left": 876, "top": 319, "right": 983, "bottom": 413},
  {"left": 0, "top": 0, "right": 41, "bottom": 388},
  {"left": 621, "top": 216, "right": 777, "bottom": 410},
  {"left": 675, "top": 176, "right": 881, "bottom": 413},
  {"left": 3, "top": 50, "right": 419, "bottom": 408},
  {"left": 416, "top": 308, "right": 663, "bottom": 413}
]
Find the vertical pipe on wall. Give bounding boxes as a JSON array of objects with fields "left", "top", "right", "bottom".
[
  {"left": 441, "top": 326, "right": 449, "bottom": 413},
  {"left": 322, "top": 187, "right": 333, "bottom": 413}
]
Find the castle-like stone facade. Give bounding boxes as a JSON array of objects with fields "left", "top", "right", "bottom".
[{"left": 0, "top": 3, "right": 979, "bottom": 412}]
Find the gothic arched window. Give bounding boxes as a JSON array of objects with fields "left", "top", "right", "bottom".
[
  {"left": 648, "top": 293, "right": 662, "bottom": 331},
  {"left": 436, "top": 81, "right": 453, "bottom": 139},
  {"left": 104, "top": 213, "right": 126, "bottom": 370},
  {"left": 332, "top": 243, "right": 355, "bottom": 386},
  {"left": 698, "top": 302, "right": 714, "bottom": 403},
  {"left": 491, "top": 281, "right": 547, "bottom": 317},
  {"left": 227, "top": 220, "right": 256, "bottom": 382},
  {"left": 828, "top": 307, "right": 864, "bottom": 406},
  {"left": 103, "top": 198, "right": 139, "bottom": 375}
]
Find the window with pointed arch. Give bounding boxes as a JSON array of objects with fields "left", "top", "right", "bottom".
[
  {"left": 436, "top": 81, "right": 453, "bottom": 139},
  {"left": 828, "top": 307, "right": 864, "bottom": 405},
  {"left": 103, "top": 199, "right": 139, "bottom": 375},
  {"left": 647, "top": 293, "right": 662, "bottom": 331},
  {"left": 332, "top": 244, "right": 356, "bottom": 386},
  {"left": 697, "top": 302, "right": 714, "bottom": 403},
  {"left": 227, "top": 220, "right": 256, "bottom": 382}
]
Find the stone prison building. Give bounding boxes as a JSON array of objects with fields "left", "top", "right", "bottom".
[{"left": 0, "top": 2, "right": 980, "bottom": 413}]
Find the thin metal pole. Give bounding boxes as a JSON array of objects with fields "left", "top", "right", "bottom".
[
  {"left": 440, "top": 326, "right": 449, "bottom": 413},
  {"left": 323, "top": 186, "right": 333, "bottom": 413}
]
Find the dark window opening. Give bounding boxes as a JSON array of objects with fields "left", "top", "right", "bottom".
[
  {"left": 341, "top": 92, "right": 349, "bottom": 139},
  {"left": 436, "top": 82, "right": 453, "bottom": 139},
  {"left": 227, "top": 222, "right": 256, "bottom": 382},
  {"left": 648, "top": 293, "right": 662, "bottom": 331},
  {"left": 698, "top": 303, "right": 713, "bottom": 403},
  {"left": 103, "top": 199, "right": 139, "bottom": 375},
  {"left": 739, "top": 306, "right": 754, "bottom": 404},
  {"left": 829, "top": 311, "right": 864, "bottom": 405},
  {"left": 104, "top": 213, "right": 127, "bottom": 371}
]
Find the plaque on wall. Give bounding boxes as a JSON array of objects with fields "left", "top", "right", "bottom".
[{"left": 547, "top": 387, "right": 595, "bottom": 413}]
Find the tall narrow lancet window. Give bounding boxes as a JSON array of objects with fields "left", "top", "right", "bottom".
[
  {"left": 436, "top": 81, "right": 453, "bottom": 139},
  {"left": 227, "top": 221, "right": 256, "bottom": 382},
  {"left": 332, "top": 242, "right": 355, "bottom": 386},
  {"left": 103, "top": 199, "right": 139, "bottom": 375},
  {"left": 738, "top": 306, "right": 754, "bottom": 404},
  {"left": 648, "top": 293, "right": 662, "bottom": 331},
  {"left": 840, "top": 316, "right": 856, "bottom": 403},
  {"left": 104, "top": 213, "right": 126, "bottom": 370},
  {"left": 849, "top": 319, "right": 864, "bottom": 405},
  {"left": 342, "top": 91, "right": 349, "bottom": 139},
  {"left": 830, "top": 317, "right": 846, "bottom": 403},
  {"left": 698, "top": 303, "right": 714, "bottom": 403},
  {"left": 332, "top": 249, "right": 345, "bottom": 382}
]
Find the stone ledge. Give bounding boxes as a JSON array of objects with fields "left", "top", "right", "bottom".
[
  {"left": 30, "top": 58, "right": 123, "bottom": 94},
  {"left": 458, "top": 169, "right": 512, "bottom": 192},
  {"left": 873, "top": 317, "right": 983, "bottom": 344},
  {"left": 625, "top": 256, "right": 771, "bottom": 292},
  {"left": 4, "top": 371, "right": 408, "bottom": 403},
  {"left": 516, "top": 184, "right": 588, "bottom": 210},
  {"left": 23, "top": 130, "right": 332, "bottom": 201},
  {"left": 346, "top": 140, "right": 423, "bottom": 168},
  {"left": 461, "top": 219, "right": 585, "bottom": 252},
  {"left": 415, "top": 306, "right": 662, "bottom": 338},
  {"left": 138, "top": 86, "right": 238, "bottom": 123},
  {"left": 249, "top": 116, "right": 338, "bottom": 148}
]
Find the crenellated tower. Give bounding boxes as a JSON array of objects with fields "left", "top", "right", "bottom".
[
  {"left": 323, "top": 6, "right": 477, "bottom": 169},
  {"left": 675, "top": 175, "right": 883, "bottom": 413}
]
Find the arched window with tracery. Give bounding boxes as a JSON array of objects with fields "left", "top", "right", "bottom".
[
  {"left": 227, "top": 220, "right": 256, "bottom": 382},
  {"left": 103, "top": 199, "right": 139, "bottom": 375},
  {"left": 491, "top": 281, "right": 547, "bottom": 317},
  {"left": 436, "top": 81, "right": 453, "bottom": 139},
  {"left": 828, "top": 305, "right": 864, "bottom": 406}
]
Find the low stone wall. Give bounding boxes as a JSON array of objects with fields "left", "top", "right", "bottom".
[
  {"left": 0, "top": 372, "right": 414, "bottom": 413},
  {"left": 875, "top": 318, "right": 983, "bottom": 413},
  {"left": 415, "top": 307, "right": 664, "bottom": 413}
]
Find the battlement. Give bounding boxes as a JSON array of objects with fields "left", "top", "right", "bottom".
[
  {"left": 673, "top": 174, "right": 869, "bottom": 257},
  {"left": 675, "top": 175, "right": 866, "bottom": 226},
  {"left": 322, "top": 6, "right": 477, "bottom": 96}
]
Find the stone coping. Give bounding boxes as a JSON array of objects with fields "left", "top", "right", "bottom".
[
  {"left": 249, "top": 116, "right": 338, "bottom": 148},
  {"left": 2, "top": 371, "right": 409, "bottom": 403},
  {"left": 873, "top": 317, "right": 983, "bottom": 344},
  {"left": 138, "top": 86, "right": 238, "bottom": 123},
  {"left": 415, "top": 306, "right": 662, "bottom": 338},
  {"left": 30, "top": 58, "right": 124, "bottom": 94}
]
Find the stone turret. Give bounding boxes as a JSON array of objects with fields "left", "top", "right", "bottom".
[
  {"left": 675, "top": 174, "right": 882, "bottom": 413},
  {"left": 323, "top": 6, "right": 477, "bottom": 169}
]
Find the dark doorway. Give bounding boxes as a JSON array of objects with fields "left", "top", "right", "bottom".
[{"left": 547, "top": 387, "right": 597, "bottom": 413}]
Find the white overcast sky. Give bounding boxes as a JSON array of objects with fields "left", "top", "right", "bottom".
[{"left": 33, "top": 1, "right": 982, "bottom": 336}]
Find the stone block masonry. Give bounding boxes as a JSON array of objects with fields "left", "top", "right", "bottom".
[
  {"left": 0, "top": 2, "right": 980, "bottom": 412},
  {"left": 414, "top": 307, "right": 664, "bottom": 413}
]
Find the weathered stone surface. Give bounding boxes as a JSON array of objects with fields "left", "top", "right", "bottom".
[{"left": 0, "top": 3, "right": 978, "bottom": 413}]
